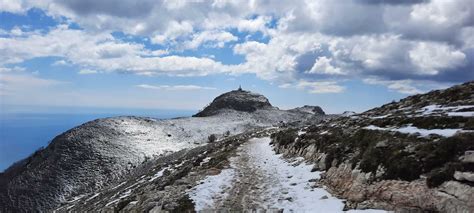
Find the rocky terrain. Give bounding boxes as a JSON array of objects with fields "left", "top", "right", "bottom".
[
  {"left": 0, "top": 82, "right": 473, "bottom": 212},
  {"left": 0, "top": 89, "right": 324, "bottom": 212},
  {"left": 271, "top": 81, "right": 474, "bottom": 212}
]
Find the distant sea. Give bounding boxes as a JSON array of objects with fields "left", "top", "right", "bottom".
[{"left": 0, "top": 110, "right": 194, "bottom": 172}]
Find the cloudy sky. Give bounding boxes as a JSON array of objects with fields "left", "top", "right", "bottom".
[{"left": 0, "top": 0, "right": 473, "bottom": 113}]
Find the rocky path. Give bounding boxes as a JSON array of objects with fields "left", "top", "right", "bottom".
[{"left": 188, "top": 137, "right": 388, "bottom": 212}]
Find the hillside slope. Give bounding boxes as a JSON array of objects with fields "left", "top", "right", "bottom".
[
  {"left": 0, "top": 90, "right": 322, "bottom": 212},
  {"left": 271, "top": 81, "right": 474, "bottom": 212}
]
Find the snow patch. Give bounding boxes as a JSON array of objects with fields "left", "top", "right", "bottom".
[
  {"left": 364, "top": 125, "right": 464, "bottom": 137},
  {"left": 200, "top": 157, "right": 212, "bottom": 166},
  {"left": 418, "top": 105, "right": 474, "bottom": 117},
  {"left": 297, "top": 130, "right": 306, "bottom": 136},
  {"left": 149, "top": 167, "right": 167, "bottom": 182},
  {"left": 447, "top": 111, "right": 474, "bottom": 117},
  {"left": 371, "top": 114, "right": 391, "bottom": 119},
  {"left": 187, "top": 169, "right": 235, "bottom": 211}
]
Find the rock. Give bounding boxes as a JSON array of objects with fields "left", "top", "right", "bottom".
[
  {"left": 174, "top": 179, "right": 190, "bottom": 185},
  {"left": 320, "top": 195, "right": 328, "bottom": 200},
  {"left": 454, "top": 171, "right": 474, "bottom": 182},
  {"left": 289, "top": 105, "right": 325, "bottom": 115},
  {"left": 206, "top": 168, "right": 221, "bottom": 176},
  {"left": 375, "top": 140, "right": 388, "bottom": 148},
  {"left": 460, "top": 151, "right": 474, "bottom": 163},
  {"left": 341, "top": 111, "right": 356, "bottom": 116},
  {"left": 438, "top": 181, "right": 474, "bottom": 205}
]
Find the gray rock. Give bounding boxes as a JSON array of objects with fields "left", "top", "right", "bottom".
[
  {"left": 460, "top": 151, "right": 474, "bottom": 163},
  {"left": 454, "top": 171, "right": 474, "bottom": 182}
]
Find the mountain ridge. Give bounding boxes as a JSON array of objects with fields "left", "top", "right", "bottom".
[{"left": 0, "top": 89, "right": 323, "bottom": 212}]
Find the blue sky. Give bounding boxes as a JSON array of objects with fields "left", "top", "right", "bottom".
[{"left": 0, "top": 0, "right": 473, "bottom": 114}]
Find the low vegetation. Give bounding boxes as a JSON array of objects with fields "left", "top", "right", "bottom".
[{"left": 271, "top": 125, "right": 474, "bottom": 187}]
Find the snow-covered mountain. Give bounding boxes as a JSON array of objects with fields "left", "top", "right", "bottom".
[{"left": 0, "top": 89, "right": 323, "bottom": 212}]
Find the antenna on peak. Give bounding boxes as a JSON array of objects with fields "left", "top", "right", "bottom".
[{"left": 238, "top": 85, "right": 242, "bottom": 91}]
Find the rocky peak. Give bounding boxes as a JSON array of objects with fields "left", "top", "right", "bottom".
[
  {"left": 289, "top": 105, "right": 325, "bottom": 115},
  {"left": 193, "top": 89, "right": 273, "bottom": 117}
]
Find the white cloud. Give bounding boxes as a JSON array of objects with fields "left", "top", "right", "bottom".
[
  {"left": 363, "top": 78, "right": 450, "bottom": 95},
  {"left": 0, "top": 26, "right": 227, "bottom": 77},
  {"left": 0, "top": 0, "right": 472, "bottom": 96},
  {"left": 0, "top": 0, "right": 26, "bottom": 13},
  {"left": 78, "top": 69, "right": 98, "bottom": 74},
  {"left": 307, "top": 56, "right": 344, "bottom": 75},
  {"left": 0, "top": 66, "right": 26, "bottom": 73},
  {"left": 237, "top": 16, "right": 271, "bottom": 33},
  {"left": 52, "top": 60, "right": 71, "bottom": 66},
  {"left": 136, "top": 84, "right": 216, "bottom": 91},
  {"left": 409, "top": 42, "right": 466, "bottom": 75},
  {"left": 184, "top": 30, "right": 238, "bottom": 49},
  {"left": 150, "top": 20, "right": 194, "bottom": 44},
  {"left": 279, "top": 80, "right": 345, "bottom": 94}
]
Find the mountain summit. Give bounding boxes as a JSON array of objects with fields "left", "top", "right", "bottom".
[{"left": 194, "top": 88, "right": 273, "bottom": 117}]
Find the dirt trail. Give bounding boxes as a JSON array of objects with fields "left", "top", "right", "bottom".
[{"left": 189, "top": 137, "right": 388, "bottom": 212}]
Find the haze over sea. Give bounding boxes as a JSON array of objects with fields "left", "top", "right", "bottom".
[{"left": 0, "top": 107, "right": 194, "bottom": 171}]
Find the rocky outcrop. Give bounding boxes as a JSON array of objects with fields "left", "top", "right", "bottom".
[
  {"left": 273, "top": 138, "right": 474, "bottom": 212},
  {"left": 321, "top": 163, "right": 474, "bottom": 212},
  {"left": 193, "top": 89, "right": 273, "bottom": 117},
  {"left": 289, "top": 105, "right": 325, "bottom": 115}
]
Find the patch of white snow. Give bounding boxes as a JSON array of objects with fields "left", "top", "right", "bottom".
[
  {"left": 364, "top": 125, "right": 464, "bottom": 137},
  {"left": 187, "top": 169, "right": 235, "bottom": 211}
]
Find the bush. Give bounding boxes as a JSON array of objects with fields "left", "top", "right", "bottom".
[
  {"left": 208, "top": 134, "right": 217, "bottom": 143},
  {"left": 426, "top": 163, "right": 462, "bottom": 188},
  {"left": 270, "top": 129, "right": 297, "bottom": 146}
]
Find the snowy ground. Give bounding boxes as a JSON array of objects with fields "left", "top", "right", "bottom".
[
  {"left": 418, "top": 105, "right": 474, "bottom": 117},
  {"left": 188, "top": 137, "right": 388, "bottom": 212},
  {"left": 363, "top": 124, "right": 467, "bottom": 137}
]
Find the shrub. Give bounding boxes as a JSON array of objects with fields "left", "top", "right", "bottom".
[
  {"left": 208, "top": 134, "right": 217, "bottom": 143},
  {"left": 426, "top": 162, "right": 462, "bottom": 188},
  {"left": 270, "top": 129, "right": 298, "bottom": 146}
]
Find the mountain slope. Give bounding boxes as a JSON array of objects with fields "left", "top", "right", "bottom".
[
  {"left": 0, "top": 90, "right": 322, "bottom": 212},
  {"left": 271, "top": 81, "right": 474, "bottom": 212}
]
